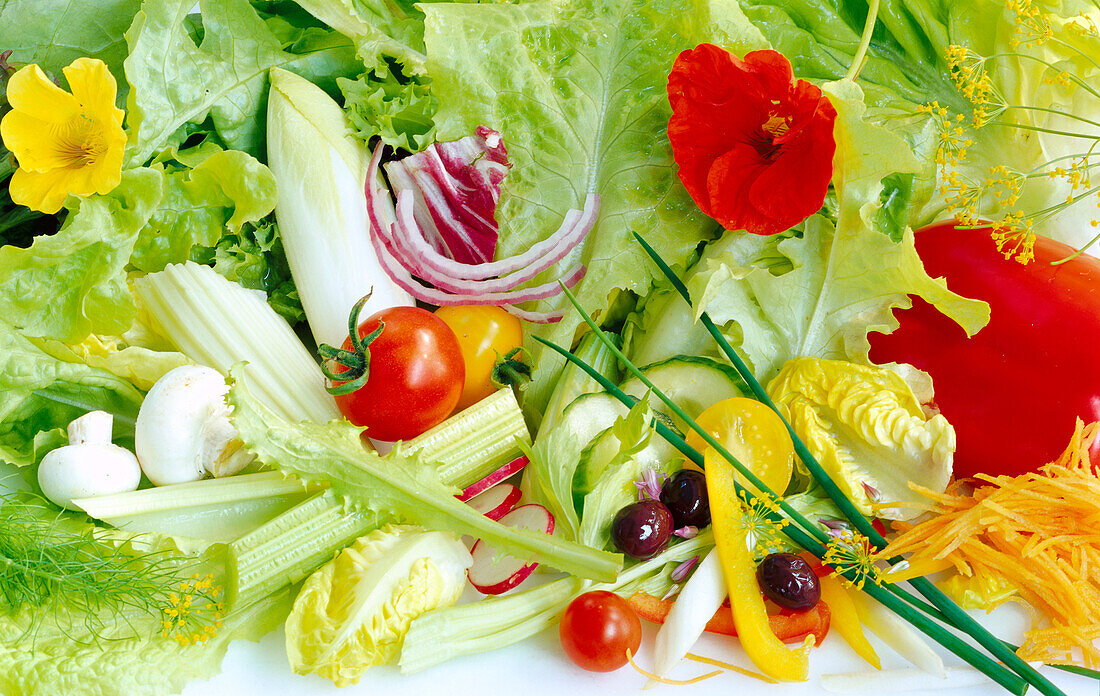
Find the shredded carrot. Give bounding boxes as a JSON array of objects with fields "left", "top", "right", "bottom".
[
  {"left": 685, "top": 653, "right": 778, "bottom": 684},
  {"left": 625, "top": 649, "right": 721, "bottom": 685},
  {"left": 879, "top": 420, "right": 1100, "bottom": 668}
]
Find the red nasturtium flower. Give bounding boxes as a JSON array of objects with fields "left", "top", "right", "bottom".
[{"left": 667, "top": 44, "right": 837, "bottom": 236}]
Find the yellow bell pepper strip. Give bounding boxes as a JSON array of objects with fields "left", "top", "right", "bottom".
[
  {"left": 818, "top": 574, "right": 881, "bottom": 669},
  {"left": 706, "top": 452, "right": 813, "bottom": 682}
]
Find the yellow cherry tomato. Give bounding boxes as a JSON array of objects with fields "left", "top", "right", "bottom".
[
  {"left": 685, "top": 397, "right": 795, "bottom": 498},
  {"left": 435, "top": 305, "right": 524, "bottom": 412}
]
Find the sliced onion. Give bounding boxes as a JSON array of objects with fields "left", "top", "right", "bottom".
[{"left": 395, "top": 191, "right": 587, "bottom": 295}]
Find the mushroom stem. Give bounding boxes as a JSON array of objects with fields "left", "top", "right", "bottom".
[{"left": 68, "top": 411, "right": 113, "bottom": 446}]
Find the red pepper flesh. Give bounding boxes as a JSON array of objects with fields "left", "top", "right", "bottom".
[{"left": 869, "top": 223, "right": 1100, "bottom": 478}]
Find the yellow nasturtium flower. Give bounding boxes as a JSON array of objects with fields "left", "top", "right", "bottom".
[{"left": 0, "top": 57, "right": 126, "bottom": 214}]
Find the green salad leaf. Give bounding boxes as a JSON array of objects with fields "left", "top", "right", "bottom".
[
  {"left": 0, "top": 168, "right": 162, "bottom": 343},
  {"left": 0, "top": 321, "right": 145, "bottom": 468},
  {"left": 0, "top": 0, "right": 143, "bottom": 96},
  {"left": 123, "top": 0, "right": 359, "bottom": 164},
  {"left": 132, "top": 149, "right": 278, "bottom": 273},
  {"left": 228, "top": 369, "right": 623, "bottom": 582},
  {"left": 285, "top": 525, "right": 469, "bottom": 685},
  {"left": 422, "top": 0, "right": 768, "bottom": 421}
]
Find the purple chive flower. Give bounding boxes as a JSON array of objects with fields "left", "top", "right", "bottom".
[
  {"left": 671, "top": 556, "right": 700, "bottom": 583},
  {"left": 634, "top": 468, "right": 667, "bottom": 501},
  {"left": 819, "top": 518, "right": 849, "bottom": 531},
  {"left": 862, "top": 482, "right": 882, "bottom": 502},
  {"left": 673, "top": 525, "right": 699, "bottom": 539}
]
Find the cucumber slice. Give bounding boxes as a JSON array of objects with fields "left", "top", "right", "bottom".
[
  {"left": 572, "top": 424, "right": 676, "bottom": 512},
  {"left": 555, "top": 392, "right": 630, "bottom": 449},
  {"left": 619, "top": 355, "right": 747, "bottom": 430}
]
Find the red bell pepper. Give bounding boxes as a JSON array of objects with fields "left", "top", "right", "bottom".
[
  {"left": 869, "top": 223, "right": 1100, "bottom": 478},
  {"left": 627, "top": 591, "right": 831, "bottom": 647}
]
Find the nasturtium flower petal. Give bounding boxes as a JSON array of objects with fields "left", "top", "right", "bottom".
[{"left": 4, "top": 63, "right": 79, "bottom": 121}]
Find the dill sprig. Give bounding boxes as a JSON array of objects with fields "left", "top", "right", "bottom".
[{"left": 0, "top": 493, "right": 224, "bottom": 646}]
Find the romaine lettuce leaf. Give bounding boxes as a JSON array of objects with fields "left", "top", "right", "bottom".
[
  {"left": 421, "top": 0, "right": 769, "bottom": 420},
  {"left": 285, "top": 525, "right": 469, "bottom": 685}
]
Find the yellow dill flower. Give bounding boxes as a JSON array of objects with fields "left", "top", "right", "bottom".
[
  {"left": 736, "top": 490, "right": 789, "bottom": 557},
  {"left": 160, "top": 574, "right": 226, "bottom": 647},
  {"left": 0, "top": 57, "right": 126, "bottom": 214},
  {"left": 824, "top": 530, "right": 882, "bottom": 590},
  {"left": 990, "top": 212, "right": 1037, "bottom": 263}
]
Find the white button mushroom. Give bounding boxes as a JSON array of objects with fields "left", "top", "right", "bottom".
[
  {"left": 37, "top": 411, "right": 142, "bottom": 510},
  {"left": 135, "top": 365, "right": 255, "bottom": 486}
]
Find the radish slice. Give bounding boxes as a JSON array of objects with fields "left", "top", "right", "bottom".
[
  {"left": 457, "top": 455, "right": 529, "bottom": 502},
  {"left": 468, "top": 504, "right": 555, "bottom": 595},
  {"left": 464, "top": 483, "right": 522, "bottom": 521}
]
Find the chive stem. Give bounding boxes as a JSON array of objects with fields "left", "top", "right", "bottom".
[
  {"left": 535, "top": 335, "right": 1026, "bottom": 694},
  {"left": 631, "top": 232, "right": 1070, "bottom": 696}
]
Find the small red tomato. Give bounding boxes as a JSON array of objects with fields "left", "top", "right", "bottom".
[
  {"left": 559, "top": 590, "right": 642, "bottom": 672},
  {"left": 332, "top": 306, "right": 464, "bottom": 441}
]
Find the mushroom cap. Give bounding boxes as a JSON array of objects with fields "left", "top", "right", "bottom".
[
  {"left": 38, "top": 443, "right": 142, "bottom": 510},
  {"left": 135, "top": 365, "right": 233, "bottom": 486}
]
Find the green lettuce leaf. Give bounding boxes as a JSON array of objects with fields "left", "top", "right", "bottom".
[
  {"left": 123, "top": 0, "right": 359, "bottom": 164},
  {"left": 686, "top": 81, "right": 989, "bottom": 384},
  {"left": 339, "top": 59, "right": 437, "bottom": 153},
  {"left": 132, "top": 149, "right": 278, "bottom": 273},
  {"left": 0, "top": 0, "right": 142, "bottom": 97},
  {"left": 0, "top": 321, "right": 145, "bottom": 468},
  {"left": 421, "top": 0, "right": 768, "bottom": 420},
  {"left": 0, "top": 168, "right": 163, "bottom": 343},
  {"left": 227, "top": 369, "right": 622, "bottom": 581},
  {"left": 0, "top": 585, "right": 291, "bottom": 696}
]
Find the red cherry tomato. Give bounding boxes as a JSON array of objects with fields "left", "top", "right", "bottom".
[
  {"left": 559, "top": 590, "right": 642, "bottom": 672},
  {"left": 333, "top": 306, "right": 464, "bottom": 441},
  {"left": 868, "top": 223, "right": 1100, "bottom": 477}
]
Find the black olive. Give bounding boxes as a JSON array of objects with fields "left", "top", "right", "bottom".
[
  {"left": 659, "top": 469, "right": 711, "bottom": 529},
  {"left": 611, "top": 499, "right": 673, "bottom": 560},
  {"left": 756, "top": 552, "right": 820, "bottom": 611}
]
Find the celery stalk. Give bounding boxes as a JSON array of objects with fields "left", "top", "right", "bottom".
[
  {"left": 134, "top": 262, "right": 340, "bottom": 424},
  {"left": 405, "top": 389, "right": 529, "bottom": 486},
  {"left": 229, "top": 387, "right": 532, "bottom": 604},
  {"left": 230, "top": 492, "right": 380, "bottom": 608},
  {"left": 399, "top": 531, "right": 714, "bottom": 673},
  {"left": 72, "top": 471, "right": 310, "bottom": 543}
]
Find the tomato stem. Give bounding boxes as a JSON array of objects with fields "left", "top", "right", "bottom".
[
  {"left": 317, "top": 294, "right": 386, "bottom": 396},
  {"left": 490, "top": 347, "right": 533, "bottom": 390}
]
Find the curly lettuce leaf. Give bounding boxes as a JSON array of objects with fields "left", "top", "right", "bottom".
[
  {"left": 0, "top": 321, "right": 145, "bottom": 468},
  {"left": 285, "top": 525, "right": 469, "bottom": 685},
  {"left": 227, "top": 369, "right": 622, "bottom": 581},
  {"left": 422, "top": 0, "right": 769, "bottom": 420},
  {"left": 339, "top": 59, "right": 437, "bottom": 154},
  {"left": 132, "top": 149, "right": 278, "bottom": 273},
  {"left": 686, "top": 81, "right": 989, "bottom": 384},
  {"left": 123, "top": 0, "right": 359, "bottom": 164},
  {"left": 0, "top": 169, "right": 163, "bottom": 343}
]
